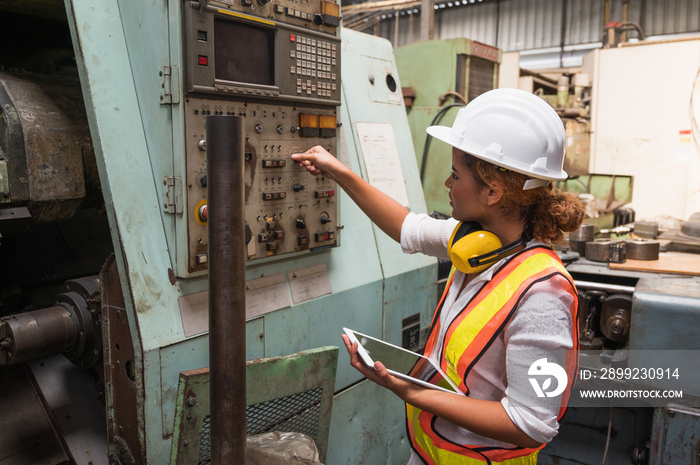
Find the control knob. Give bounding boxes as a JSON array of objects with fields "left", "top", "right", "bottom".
[{"left": 244, "top": 222, "right": 252, "bottom": 244}]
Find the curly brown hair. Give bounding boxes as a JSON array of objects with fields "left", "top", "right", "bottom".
[{"left": 459, "top": 152, "right": 585, "bottom": 245}]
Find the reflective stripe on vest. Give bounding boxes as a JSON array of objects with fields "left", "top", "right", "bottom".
[{"left": 407, "top": 247, "right": 579, "bottom": 465}]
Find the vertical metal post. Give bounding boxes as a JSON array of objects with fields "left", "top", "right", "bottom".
[
  {"left": 621, "top": 0, "right": 630, "bottom": 42},
  {"left": 207, "top": 115, "right": 246, "bottom": 464},
  {"left": 559, "top": 0, "right": 567, "bottom": 68},
  {"left": 420, "top": 0, "right": 434, "bottom": 41},
  {"left": 393, "top": 8, "right": 400, "bottom": 47}
]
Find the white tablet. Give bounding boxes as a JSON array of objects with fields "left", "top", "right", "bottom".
[{"left": 343, "top": 328, "right": 464, "bottom": 396}]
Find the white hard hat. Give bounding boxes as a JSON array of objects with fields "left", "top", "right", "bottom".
[{"left": 427, "top": 88, "right": 567, "bottom": 190}]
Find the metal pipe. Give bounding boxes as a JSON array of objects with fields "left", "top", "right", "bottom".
[
  {"left": 603, "top": 0, "right": 610, "bottom": 26},
  {"left": 559, "top": 0, "right": 567, "bottom": 68},
  {"left": 574, "top": 280, "right": 636, "bottom": 295},
  {"left": 621, "top": 21, "right": 645, "bottom": 41},
  {"left": 621, "top": 0, "right": 630, "bottom": 42},
  {"left": 207, "top": 115, "right": 246, "bottom": 464},
  {"left": 393, "top": 8, "right": 400, "bottom": 47},
  {"left": 420, "top": 0, "right": 434, "bottom": 41}
]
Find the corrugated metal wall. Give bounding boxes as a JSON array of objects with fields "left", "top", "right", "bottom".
[{"left": 361, "top": 0, "right": 700, "bottom": 68}]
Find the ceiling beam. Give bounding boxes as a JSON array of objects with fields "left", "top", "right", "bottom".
[{"left": 342, "top": 0, "right": 421, "bottom": 14}]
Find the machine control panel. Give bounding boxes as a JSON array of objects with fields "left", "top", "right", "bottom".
[
  {"left": 183, "top": 100, "right": 339, "bottom": 274},
  {"left": 181, "top": 0, "right": 341, "bottom": 276}
]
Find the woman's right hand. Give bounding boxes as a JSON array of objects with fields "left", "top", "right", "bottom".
[
  {"left": 293, "top": 144, "right": 408, "bottom": 243},
  {"left": 291, "top": 146, "right": 345, "bottom": 180}
]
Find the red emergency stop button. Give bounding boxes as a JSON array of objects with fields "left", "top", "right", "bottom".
[{"left": 198, "top": 204, "right": 208, "bottom": 222}]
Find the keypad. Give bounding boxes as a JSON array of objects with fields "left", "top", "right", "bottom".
[{"left": 291, "top": 34, "right": 338, "bottom": 99}]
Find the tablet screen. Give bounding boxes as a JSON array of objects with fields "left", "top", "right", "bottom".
[
  {"left": 345, "top": 329, "right": 461, "bottom": 394},
  {"left": 346, "top": 329, "right": 434, "bottom": 378},
  {"left": 352, "top": 330, "right": 422, "bottom": 374}
]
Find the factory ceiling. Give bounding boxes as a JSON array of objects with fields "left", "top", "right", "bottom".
[{"left": 342, "top": 0, "right": 495, "bottom": 32}]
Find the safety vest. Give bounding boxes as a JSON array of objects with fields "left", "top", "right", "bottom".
[{"left": 407, "top": 246, "right": 579, "bottom": 465}]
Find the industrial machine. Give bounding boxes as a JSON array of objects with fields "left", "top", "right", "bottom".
[
  {"left": 538, "top": 240, "right": 700, "bottom": 465},
  {"left": 4, "top": 1, "right": 700, "bottom": 463},
  {"left": 538, "top": 37, "right": 700, "bottom": 465},
  {"left": 394, "top": 38, "right": 501, "bottom": 216},
  {"left": 0, "top": 1, "right": 434, "bottom": 464},
  {"left": 581, "top": 37, "right": 700, "bottom": 223}
]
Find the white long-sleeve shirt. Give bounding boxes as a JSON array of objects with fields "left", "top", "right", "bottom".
[{"left": 400, "top": 213, "right": 575, "bottom": 464}]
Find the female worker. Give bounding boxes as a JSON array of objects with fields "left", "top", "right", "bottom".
[{"left": 292, "top": 88, "right": 584, "bottom": 465}]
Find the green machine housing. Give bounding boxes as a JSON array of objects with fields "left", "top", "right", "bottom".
[{"left": 394, "top": 39, "right": 501, "bottom": 216}]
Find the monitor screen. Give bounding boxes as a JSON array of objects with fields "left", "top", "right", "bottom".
[{"left": 214, "top": 18, "right": 274, "bottom": 86}]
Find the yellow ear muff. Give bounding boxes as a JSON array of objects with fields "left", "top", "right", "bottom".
[{"left": 447, "top": 222, "right": 503, "bottom": 274}]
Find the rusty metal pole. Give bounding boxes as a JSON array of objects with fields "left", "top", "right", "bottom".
[
  {"left": 207, "top": 115, "right": 246, "bottom": 464},
  {"left": 420, "top": 0, "right": 434, "bottom": 41}
]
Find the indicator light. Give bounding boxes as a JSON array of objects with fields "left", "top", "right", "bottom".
[
  {"left": 320, "top": 115, "right": 337, "bottom": 138},
  {"left": 299, "top": 113, "right": 320, "bottom": 137},
  {"left": 322, "top": 1, "right": 339, "bottom": 16},
  {"left": 319, "top": 115, "right": 336, "bottom": 128},
  {"left": 198, "top": 55, "right": 208, "bottom": 66}
]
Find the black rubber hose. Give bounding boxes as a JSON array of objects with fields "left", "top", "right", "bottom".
[{"left": 420, "top": 103, "right": 465, "bottom": 183}]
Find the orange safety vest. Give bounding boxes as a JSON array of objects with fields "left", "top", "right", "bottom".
[{"left": 407, "top": 246, "right": 579, "bottom": 465}]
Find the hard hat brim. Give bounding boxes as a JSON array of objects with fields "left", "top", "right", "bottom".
[{"left": 426, "top": 124, "right": 568, "bottom": 182}]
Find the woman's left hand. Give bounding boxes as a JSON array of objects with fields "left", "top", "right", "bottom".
[{"left": 341, "top": 334, "right": 418, "bottom": 399}]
